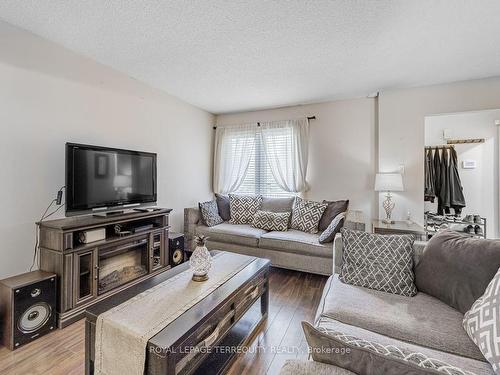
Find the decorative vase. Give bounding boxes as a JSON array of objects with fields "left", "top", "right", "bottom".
[{"left": 190, "top": 235, "right": 212, "bottom": 282}]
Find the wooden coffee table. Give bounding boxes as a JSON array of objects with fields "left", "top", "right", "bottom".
[{"left": 85, "top": 252, "right": 270, "bottom": 375}]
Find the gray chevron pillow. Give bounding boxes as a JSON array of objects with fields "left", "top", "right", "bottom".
[
  {"left": 463, "top": 267, "right": 500, "bottom": 373},
  {"left": 290, "top": 197, "right": 328, "bottom": 234},
  {"left": 339, "top": 229, "right": 417, "bottom": 297},
  {"left": 318, "top": 211, "right": 346, "bottom": 244},
  {"left": 228, "top": 194, "right": 263, "bottom": 224},
  {"left": 252, "top": 210, "right": 290, "bottom": 231}
]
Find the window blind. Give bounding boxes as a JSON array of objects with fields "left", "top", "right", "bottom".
[{"left": 236, "top": 129, "right": 296, "bottom": 197}]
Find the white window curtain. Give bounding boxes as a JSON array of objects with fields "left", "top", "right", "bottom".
[
  {"left": 259, "top": 118, "right": 310, "bottom": 193},
  {"left": 213, "top": 123, "right": 258, "bottom": 194}
]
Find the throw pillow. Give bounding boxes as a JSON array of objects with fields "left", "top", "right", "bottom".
[
  {"left": 302, "top": 321, "right": 475, "bottom": 375},
  {"left": 252, "top": 210, "right": 290, "bottom": 231},
  {"left": 228, "top": 194, "right": 263, "bottom": 224},
  {"left": 339, "top": 229, "right": 417, "bottom": 297},
  {"left": 463, "top": 267, "right": 500, "bottom": 372},
  {"left": 415, "top": 229, "right": 500, "bottom": 313},
  {"left": 198, "top": 200, "right": 223, "bottom": 227},
  {"left": 319, "top": 199, "right": 349, "bottom": 231},
  {"left": 261, "top": 197, "right": 295, "bottom": 213},
  {"left": 215, "top": 193, "right": 231, "bottom": 221},
  {"left": 318, "top": 212, "right": 346, "bottom": 244},
  {"left": 290, "top": 197, "right": 328, "bottom": 234}
]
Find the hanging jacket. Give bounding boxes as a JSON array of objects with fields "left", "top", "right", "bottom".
[
  {"left": 449, "top": 147, "right": 466, "bottom": 215},
  {"left": 433, "top": 148, "right": 443, "bottom": 213},
  {"left": 438, "top": 148, "right": 451, "bottom": 215},
  {"left": 424, "top": 148, "right": 435, "bottom": 202}
]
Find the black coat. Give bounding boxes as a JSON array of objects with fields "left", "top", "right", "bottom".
[
  {"left": 449, "top": 148, "right": 466, "bottom": 214},
  {"left": 438, "top": 148, "right": 451, "bottom": 214},
  {"left": 424, "top": 148, "right": 435, "bottom": 202}
]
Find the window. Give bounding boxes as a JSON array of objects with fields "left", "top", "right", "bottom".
[
  {"left": 236, "top": 129, "right": 296, "bottom": 197},
  {"left": 214, "top": 118, "right": 308, "bottom": 196}
]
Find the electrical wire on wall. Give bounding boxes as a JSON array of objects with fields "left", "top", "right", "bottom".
[{"left": 30, "top": 186, "right": 66, "bottom": 272}]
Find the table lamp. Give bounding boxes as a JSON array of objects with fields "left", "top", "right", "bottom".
[{"left": 375, "top": 173, "right": 404, "bottom": 224}]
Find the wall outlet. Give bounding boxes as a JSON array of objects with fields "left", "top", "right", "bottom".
[{"left": 398, "top": 164, "right": 405, "bottom": 174}]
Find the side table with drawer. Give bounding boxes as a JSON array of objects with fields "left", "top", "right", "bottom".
[{"left": 372, "top": 219, "right": 426, "bottom": 240}]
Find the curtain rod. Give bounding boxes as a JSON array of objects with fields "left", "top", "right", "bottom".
[
  {"left": 212, "top": 116, "right": 316, "bottom": 130},
  {"left": 425, "top": 145, "right": 455, "bottom": 149}
]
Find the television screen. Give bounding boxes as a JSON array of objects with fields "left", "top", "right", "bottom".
[{"left": 66, "top": 143, "right": 157, "bottom": 213}]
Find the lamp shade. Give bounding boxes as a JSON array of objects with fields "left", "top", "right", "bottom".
[{"left": 374, "top": 173, "right": 404, "bottom": 192}]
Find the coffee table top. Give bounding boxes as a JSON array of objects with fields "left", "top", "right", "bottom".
[{"left": 86, "top": 251, "right": 270, "bottom": 349}]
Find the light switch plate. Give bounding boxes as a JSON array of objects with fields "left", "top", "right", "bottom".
[{"left": 462, "top": 160, "right": 476, "bottom": 169}]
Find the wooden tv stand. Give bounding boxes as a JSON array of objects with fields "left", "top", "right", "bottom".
[{"left": 38, "top": 208, "right": 172, "bottom": 328}]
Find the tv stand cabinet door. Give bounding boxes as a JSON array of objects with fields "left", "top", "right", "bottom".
[
  {"left": 73, "top": 249, "right": 98, "bottom": 307},
  {"left": 149, "top": 229, "right": 168, "bottom": 271}
]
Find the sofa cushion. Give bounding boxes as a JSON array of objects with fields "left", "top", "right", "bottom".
[
  {"left": 261, "top": 196, "right": 295, "bottom": 213},
  {"left": 229, "top": 194, "right": 263, "bottom": 224},
  {"left": 252, "top": 210, "right": 290, "bottom": 231},
  {"left": 198, "top": 200, "right": 224, "bottom": 227},
  {"left": 196, "top": 223, "right": 267, "bottom": 247},
  {"left": 339, "top": 229, "right": 417, "bottom": 297},
  {"left": 215, "top": 193, "right": 231, "bottom": 221},
  {"left": 259, "top": 229, "right": 331, "bottom": 258},
  {"left": 463, "top": 267, "right": 500, "bottom": 372},
  {"left": 290, "top": 197, "right": 328, "bottom": 234},
  {"left": 319, "top": 199, "right": 349, "bottom": 231},
  {"left": 317, "top": 275, "right": 485, "bottom": 362},
  {"left": 306, "top": 316, "right": 493, "bottom": 375},
  {"left": 415, "top": 229, "right": 500, "bottom": 314}
]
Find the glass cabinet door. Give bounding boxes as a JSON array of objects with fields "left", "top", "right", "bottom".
[
  {"left": 150, "top": 231, "right": 164, "bottom": 271},
  {"left": 74, "top": 249, "right": 97, "bottom": 306}
]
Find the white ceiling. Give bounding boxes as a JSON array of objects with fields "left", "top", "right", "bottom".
[{"left": 1, "top": 1, "right": 500, "bottom": 114}]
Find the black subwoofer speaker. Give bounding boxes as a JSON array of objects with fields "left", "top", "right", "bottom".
[
  {"left": 0, "top": 271, "right": 57, "bottom": 350},
  {"left": 168, "top": 232, "right": 185, "bottom": 267}
]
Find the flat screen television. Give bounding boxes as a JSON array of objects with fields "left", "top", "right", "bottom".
[{"left": 66, "top": 143, "right": 157, "bottom": 215}]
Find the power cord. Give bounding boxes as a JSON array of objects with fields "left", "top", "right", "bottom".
[{"left": 30, "top": 186, "right": 65, "bottom": 272}]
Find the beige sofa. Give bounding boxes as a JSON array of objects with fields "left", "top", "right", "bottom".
[{"left": 183, "top": 207, "right": 365, "bottom": 276}]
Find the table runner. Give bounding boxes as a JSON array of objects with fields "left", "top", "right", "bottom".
[{"left": 94, "top": 252, "right": 256, "bottom": 375}]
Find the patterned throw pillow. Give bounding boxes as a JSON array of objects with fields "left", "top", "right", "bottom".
[
  {"left": 339, "top": 229, "right": 417, "bottom": 297},
  {"left": 302, "top": 319, "right": 475, "bottom": 375},
  {"left": 318, "top": 212, "right": 346, "bottom": 244},
  {"left": 463, "top": 267, "right": 500, "bottom": 373},
  {"left": 198, "top": 200, "right": 224, "bottom": 227},
  {"left": 252, "top": 210, "right": 290, "bottom": 231},
  {"left": 290, "top": 197, "right": 328, "bottom": 234},
  {"left": 319, "top": 199, "right": 349, "bottom": 231},
  {"left": 228, "top": 194, "right": 263, "bottom": 224}
]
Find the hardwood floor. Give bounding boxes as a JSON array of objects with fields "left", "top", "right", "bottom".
[{"left": 0, "top": 267, "right": 327, "bottom": 375}]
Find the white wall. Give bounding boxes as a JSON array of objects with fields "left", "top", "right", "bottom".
[
  {"left": 425, "top": 110, "right": 500, "bottom": 238},
  {"left": 378, "top": 77, "right": 500, "bottom": 227},
  {"left": 0, "top": 21, "right": 214, "bottom": 278},
  {"left": 216, "top": 98, "right": 377, "bottom": 228}
]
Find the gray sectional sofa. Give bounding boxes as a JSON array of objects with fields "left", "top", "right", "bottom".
[
  {"left": 281, "top": 234, "right": 493, "bottom": 374},
  {"left": 183, "top": 205, "right": 364, "bottom": 276}
]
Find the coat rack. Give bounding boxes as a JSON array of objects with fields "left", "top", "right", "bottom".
[
  {"left": 446, "top": 138, "right": 485, "bottom": 145},
  {"left": 424, "top": 145, "right": 455, "bottom": 150}
]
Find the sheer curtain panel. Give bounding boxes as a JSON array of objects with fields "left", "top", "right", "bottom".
[
  {"left": 213, "top": 123, "right": 258, "bottom": 194},
  {"left": 260, "top": 118, "right": 310, "bottom": 193}
]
